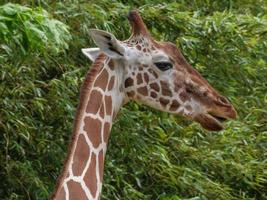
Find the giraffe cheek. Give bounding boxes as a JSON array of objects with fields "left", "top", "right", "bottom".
[
  {"left": 159, "top": 98, "right": 170, "bottom": 108},
  {"left": 127, "top": 91, "right": 135, "bottom": 98},
  {"left": 160, "top": 81, "right": 172, "bottom": 97},
  {"left": 137, "top": 73, "right": 143, "bottom": 85},
  {"left": 179, "top": 90, "right": 190, "bottom": 102},
  {"left": 137, "top": 86, "right": 148, "bottom": 96},
  {"left": 144, "top": 73, "right": 149, "bottom": 83},
  {"left": 150, "top": 91, "right": 157, "bottom": 99},
  {"left": 149, "top": 83, "right": 160, "bottom": 92},
  {"left": 148, "top": 68, "right": 158, "bottom": 78},
  {"left": 125, "top": 77, "right": 134, "bottom": 88},
  {"left": 170, "top": 100, "right": 180, "bottom": 111}
]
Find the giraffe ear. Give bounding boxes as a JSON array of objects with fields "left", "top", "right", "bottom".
[
  {"left": 89, "top": 29, "right": 125, "bottom": 59},
  {"left": 81, "top": 47, "right": 101, "bottom": 62}
]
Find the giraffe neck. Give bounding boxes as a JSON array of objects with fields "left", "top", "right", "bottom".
[{"left": 51, "top": 54, "right": 126, "bottom": 200}]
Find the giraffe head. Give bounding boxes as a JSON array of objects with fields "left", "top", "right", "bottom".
[{"left": 83, "top": 10, "right": 237, "bottom": 131}]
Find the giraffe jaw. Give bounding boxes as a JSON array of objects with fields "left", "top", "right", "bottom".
[{"left": 194, "top": 113, "right": 228, "bottom": 131}]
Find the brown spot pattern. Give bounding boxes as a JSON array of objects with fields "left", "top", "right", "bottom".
[
  {"left": 137, "top": 86, "right": 148, "bottom": 96},
  {"left": 72, "top": 134, "right": 90, "bottom": 176},
  {"left": 108, "top": 60, "right": 115, "bottom": 70},
  {"left": 103, "top": 122, "right": 110, "bottom": 143},
  {"left": 148, "top": 68, "right": 158, "bottom": 78},
  {"left": 108, "top": 76, "right": 115, "bottom": 91},
  {"left": 127, "top": 91, "right": 135, "bottom": 98},
  {"left": 141, "top": 64, "right": 148, "bottom": 68},
  {"left": 99, "top": 104, "right": 105, "bottom": 119},
  {"left": 159, "top": 98, "right": 170, "bottom": 107},
  {"left": 160, "top": 81, "right": 172, "bottom": 97},
  {"left": 174, "top": 83, "right": 182, "bottom": 92},
  {"left": 67, "top": 180, "right": 88, "bottom": 200},
  {"left": 83, "top": 117, "right": 102, "bottom": 148},
  {"left": 150, "top": 91, "right": 157, "bottom": 98},
  {"left": 94, "top": 69, "right": 109, "bottom": 91},
  {"left": 84, "top": 154, "right": 97, "bottom": 197},
  {"left": 144, "top": 73, "right": 149, "bottom": 83},
  {"left": 86, "top": 90, "right": 102, "bottom": 114},
  {"left": 180, "top": 90, "right": 189, "bottom": 102},
  {"left": 137, "top": 73, "right": 143, "bottom": 84},
  {"left": 98, "top": 150, "right": 104, "bottom": 181},
  {"left": 105, "top": 96, "right": 112, "bottom": 115},
  {"left": 170, "top": 100, "right": 180, "bottom": 111},
  {"left": 185, "top": 105, "right": 192, "bottom": 111},
  {"left": 125, "top": 77, "right": 134, "bottom": 88},
  {"left": 150, "top": 83, "right": 160, "bottom": 92},
  {"left": 57, "top": 188, "right": 66, "bottom": 199}
]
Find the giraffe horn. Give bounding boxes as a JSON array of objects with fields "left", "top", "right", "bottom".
[{"left": 127, "top": 10, "right": 150, "bottom": 36}]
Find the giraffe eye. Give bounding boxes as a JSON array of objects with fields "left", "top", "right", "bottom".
[{"left": 154, "top": 62, "right": 173, "bottom": 71}]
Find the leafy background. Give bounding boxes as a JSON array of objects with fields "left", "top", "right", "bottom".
[{"left": 0, "top": 0, "right": 267, "bottom": 199}]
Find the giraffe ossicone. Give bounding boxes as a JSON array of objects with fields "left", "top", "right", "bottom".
[{"left": 50, "top": 10, "right": 237, "bottom": 200}]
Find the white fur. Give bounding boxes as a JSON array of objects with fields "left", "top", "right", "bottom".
[{"left": 82, "top": 48, "right": 101, "bottom": 62}]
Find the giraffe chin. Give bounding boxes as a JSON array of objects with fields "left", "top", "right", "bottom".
[{"left": 194, "top": 114, "right": 225, "bottom": 131}]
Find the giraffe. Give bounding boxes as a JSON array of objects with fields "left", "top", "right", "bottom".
[{"left": 50, "top": 10, "right": 237, "bottom": 200}]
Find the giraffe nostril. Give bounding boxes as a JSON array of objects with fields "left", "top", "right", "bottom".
[{"left": 218, "top": 96, "right": 230, "bottom": 105}]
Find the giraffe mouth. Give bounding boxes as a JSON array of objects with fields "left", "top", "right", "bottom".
[
  {"left": 210, "top": 114, "right": 228, "bottom": 123},
  {"left": 194, "top": 113, "right": 229, "bottom": 131}
]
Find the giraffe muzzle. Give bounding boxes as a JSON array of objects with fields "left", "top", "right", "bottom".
[{"left": 194, "top": 106, "right": 237, "bottom": 131}]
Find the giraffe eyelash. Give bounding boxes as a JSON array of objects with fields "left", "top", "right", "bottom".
[{"left": 154, "top": 61, "right": 173, "bottom": 71}]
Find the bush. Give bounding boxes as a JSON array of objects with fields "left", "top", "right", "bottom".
[{"left": 0, "top": 1, "right": 266, "bottom": 200}]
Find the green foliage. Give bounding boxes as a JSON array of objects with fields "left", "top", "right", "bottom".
[
  {"left": 0, "top": 1, "right": 266, "bottom": 200},
  {"left": 0, "top": 3, "right": 71, "bottom": 63}
]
